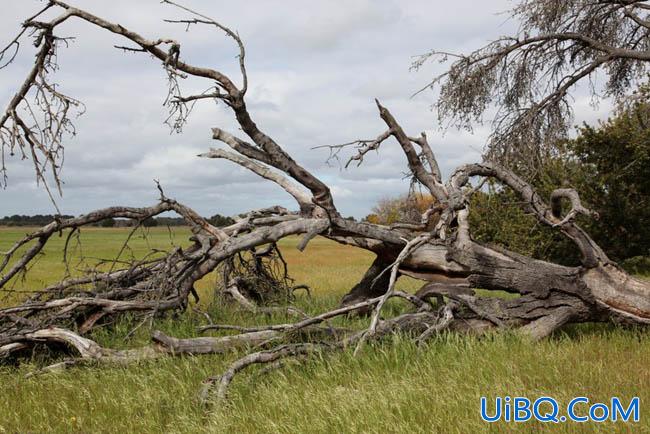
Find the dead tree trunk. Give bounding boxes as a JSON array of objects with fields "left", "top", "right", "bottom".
[
  {"left": 340, "top": 255, "right": 394, "bottom": 307},
  {"left": 0, "top": 0, "right": 648, "bottom": 403}
]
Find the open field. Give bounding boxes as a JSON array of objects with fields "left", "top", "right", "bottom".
[{"left": 0, "top": 227, "right": 648, "bottom": 433}]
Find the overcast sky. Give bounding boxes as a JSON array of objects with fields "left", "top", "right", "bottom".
[{"left": 0, "top": 0, "right": 613, "bottom": 218}]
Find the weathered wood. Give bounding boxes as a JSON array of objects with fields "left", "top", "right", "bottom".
[
  {"left": 340, "top": 255, "right": 394, "bottom": 307},
  {"left": 151, "top": 330, "right": 281, "bottom": 354},
  {"left": 0, "top": 0, "right": 648, "bottom": 406}
]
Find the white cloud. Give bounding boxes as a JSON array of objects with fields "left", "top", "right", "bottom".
[{"left": 0, "top": 0, "right": 613, "bottom": 218}]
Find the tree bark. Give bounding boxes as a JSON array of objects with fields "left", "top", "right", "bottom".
[
  {"left": 340, "top": 255, "right": 394, "bottom": 307},
  {"left": 0, "top": 2, "right": 648, "bottom": 397}
]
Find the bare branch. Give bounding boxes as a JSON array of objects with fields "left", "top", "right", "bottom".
[
  {"left": 408, "top": 132, "right": 442, "bottom": 182},
  {"left": 414, "top": 0, "right": 650, "bottom": 169},
  {"left": 1, "top": 1, "right": 649, "bottom": 409},
  {"left": 199, "top": 148, "right": 313, "bottom": 211},
  {"left": 354, "top": 233, "right": 433, "bottom": 355},
  {"left": 375, "top": 100, "right": 448, "bottom": 202},
  {"left": 550, "top": 188, "right": 599, "bottom": 226},
  {"left": 161, "top": 0, "right": 248, "bottom": 94},
  {"left": 448, "top": 162, "right": 609, "bottom": 266},
  {"left": 314, "top": 129, "right": 393, "bottom": 168},
  {"left": 415, "top": 301, "right": 457, "bottom": 344},
  {"left": 201, "top": 343, "right": 322, "bottom": 403}
]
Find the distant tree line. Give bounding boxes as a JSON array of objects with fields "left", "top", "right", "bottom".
[
  {"left": 0, "top": 213, "right": 236, "bottom": 228},
  {"left": 0, "top": 214, "right": 76, "bottom": 226}
]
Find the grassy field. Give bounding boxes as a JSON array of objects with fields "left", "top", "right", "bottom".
[{"left": 0, "top": 227, "right": 648, "bottom": 433}]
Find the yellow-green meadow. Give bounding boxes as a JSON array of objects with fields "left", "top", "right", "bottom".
[{"left": 0, "top": 227, "right": 648, "bottom": 433}]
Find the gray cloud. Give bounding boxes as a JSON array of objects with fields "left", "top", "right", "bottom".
[{"left": 0, "top": 0, "right": 613, "bottom": 218}]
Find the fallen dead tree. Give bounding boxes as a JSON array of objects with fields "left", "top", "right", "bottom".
[{"left": 0, "top": 0, "right": 649, "bottom": 404}]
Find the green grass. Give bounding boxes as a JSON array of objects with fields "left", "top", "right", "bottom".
[{"left": 0, "top": 227, "right": 648, "bottom": 433}]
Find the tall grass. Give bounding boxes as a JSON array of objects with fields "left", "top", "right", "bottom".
[{"left": 0, "top": 227, "right": 647, "bottom": 433}]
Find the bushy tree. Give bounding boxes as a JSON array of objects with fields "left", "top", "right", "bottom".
[
  {"left": 469, "top": 93, "right": 650, "bottom": 266},
  {"left": 364, "top": 194, "right": 435, "bottom": 226},
  {"left": 469, "top": 186, "right": 580, "bottom": 265},
  {"left": 569, "top": 91, "right": 650, "bottom": 262},
  {"left": 415, "top": 0, "right": 650, "bottom": 174},
  {"left": 207, "top": 214, "right": 235, "bottom": 227}
]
